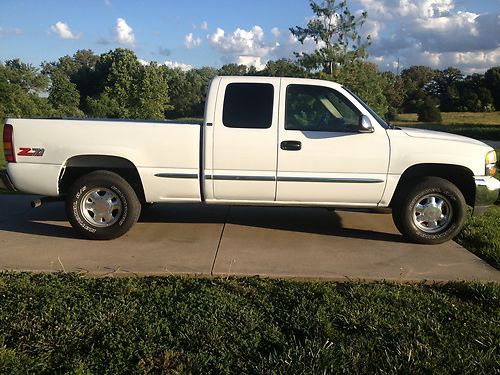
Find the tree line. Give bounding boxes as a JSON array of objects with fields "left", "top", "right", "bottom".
[{"left": 1, "top": 0, "right": 499, "bottom": 122}]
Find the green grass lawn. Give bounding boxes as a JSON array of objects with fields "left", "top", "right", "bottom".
[
  {"left": 457, "top": 205, "right": 500, "bottom": 269},
  {"left": 393, "top": 112, "right": 500, "bottom": 140},
  {"left": 455, "top": 149, "right": 500, "bottom": 269},
  {"left": 1, "top": 273, "right": 499, "bottom": 374}
]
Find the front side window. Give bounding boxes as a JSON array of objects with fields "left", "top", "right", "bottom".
[
  {"left": 285, "top": 85, "right": 360, "bottom": 132},
  {"left": 223, "top": 83, "right": 274, "bottom": 129}
]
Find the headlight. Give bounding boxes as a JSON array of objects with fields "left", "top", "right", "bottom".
[{"left": 485, "top": 150, "right": 497, "bottom": 176}]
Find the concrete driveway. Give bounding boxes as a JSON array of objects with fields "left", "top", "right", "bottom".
[{"left": 0, "top": 194, "right": 498, "bottom": 282}]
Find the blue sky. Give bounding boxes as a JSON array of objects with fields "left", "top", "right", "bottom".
[{"left": 1, "top": 0, "right": 499, "bottom": 73}]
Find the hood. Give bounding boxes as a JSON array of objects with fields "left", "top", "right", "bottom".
[{"left": 398, "top": 127, "right": 488, "bottom": 147}]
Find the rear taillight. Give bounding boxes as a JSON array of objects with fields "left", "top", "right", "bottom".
[{"left": 3, "top": 124, "right": 15, "bottom": 163}]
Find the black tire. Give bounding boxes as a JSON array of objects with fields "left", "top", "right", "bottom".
[
  {"left": 65, "top": 170, "right": 141, "bottom": 240},
  {"left": 392, "top": 177, "right": 467, "bottom": 244}
]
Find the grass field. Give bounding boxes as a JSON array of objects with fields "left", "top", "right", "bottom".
[
  {"left": 1, "top": 273, "right": 499, "bottom": 374},
  {"left": 395, "top": 112, "right": 500, "bottom": 125},
  {"left": 393, "top": 112, "right": 500, "bottom": 140}
]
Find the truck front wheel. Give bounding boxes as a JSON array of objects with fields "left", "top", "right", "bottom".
[
  {"left": 392, "top": 177, "right": 466, "bottom": 244},
  {"left": 66, "top": 171, "right": 141, "bottom": 240}
]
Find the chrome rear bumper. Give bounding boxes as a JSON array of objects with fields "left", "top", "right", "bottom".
[{"left": 473, "top": 176, "right": 500, "bottom": 216}]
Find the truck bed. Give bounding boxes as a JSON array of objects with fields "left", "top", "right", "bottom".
[{"left": 5, "top": 118, "right": 202, "bottom": 200}]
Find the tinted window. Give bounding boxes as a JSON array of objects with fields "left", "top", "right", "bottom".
[
  {"left": 285, "top": 85, "right": 360, "bottom": 132},
  {"left": 223, "top": 83, "right": 274, "bottom": 129}
]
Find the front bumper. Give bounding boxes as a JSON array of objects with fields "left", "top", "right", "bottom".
[
  {"left": 0, "top": 169, "right": 17, "bottom": 192},
  {"left": 473, "top": 176, "right": 500, "bottom": 216}
]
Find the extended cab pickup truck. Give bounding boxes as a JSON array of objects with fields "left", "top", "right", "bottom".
[{"left": 1, "top": 76, "right": 499, "bottom": 243}]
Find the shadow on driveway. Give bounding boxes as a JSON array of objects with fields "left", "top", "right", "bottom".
[{"left": 0, "top": 195, "right": 406, "bottom": 243}]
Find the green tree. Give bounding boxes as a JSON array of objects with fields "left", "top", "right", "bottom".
[
  {"left": 263, "top": 59, "right": 308, "bottom": 77},
  {"left": 133, "top": 62, "right": 171, "bottom": 120},
  {"left": 164, "top": 66, "right": 218, "bottom": 119},
  {"left": 401, "top": 66, "right": 438, "bottom": 112},
  {"left": 189, "top": 67, "right": 218, "bottom": 116},
  {"left": 484, "top": 67, "right": 500, "bottom": 110},
  {"left": 99, "top": 49, "right": 141, "bottom": 118},
  {"left": 417, "top": 96, "right": 442, "bottom": 122},
  {"left": 0, "top": 61, "right": 53, "bottom": 119},
  {"left": 4, "top": 59, "right": 48, "bottom": 93},
  {"left": 86, "top": 48, "right": 161, "bottom": 119},
  {"left": 163, "top": 67, "right": 190, "bottom": 118},
  {"left": 334, "top": 61, "right": 388, "bottom": 115},
  {"left": 43, "top": 50, "right": 101, "bottom": 114},
  {"left": 48, "top": 69, "right": 84, "bottom": 117},
  {"left": 426, "top": 67, "right": 463, "bottom": 111},
  {"left": 290, "top": 0, "right": 370, "bottom": 76},
  {"left": 218, "top": 64, "right": 248, "bottom": 76},
  {"left": 381, "top": 71, "right": 405, "bottom": 119}
]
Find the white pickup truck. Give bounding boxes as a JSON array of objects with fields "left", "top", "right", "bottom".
[{"left": 1, "top": 76, "right": 499, "bottom": 243}]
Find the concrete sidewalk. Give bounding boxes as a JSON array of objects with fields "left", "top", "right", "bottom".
[{"left": 0, "top": 194, "right": 498, "bottom": 282}]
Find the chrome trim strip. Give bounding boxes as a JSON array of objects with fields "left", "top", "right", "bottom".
[
  {"left": 155, "top": 173, "right": 198, "bottom": 179},
  {"left": 277, "top": 177, "right": 384, "bottom": 183},
  {"left": 207, "top": 175, "right": 275, "bottom": 181},
  {"left": 205, "top": 175, "right": 383, "bottom": 183}
]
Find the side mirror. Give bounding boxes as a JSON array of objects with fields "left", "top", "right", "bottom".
[{"left": 359, "top": 115, "right": 374, "bottom": 133}]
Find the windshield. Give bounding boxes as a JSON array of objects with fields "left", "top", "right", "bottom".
[{"left": 342, "top": 86, "right": 389, "bottom": 129}]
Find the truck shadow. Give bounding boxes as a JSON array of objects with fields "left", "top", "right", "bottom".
[
  {"left": 141, "top": 204, "right": 407, "bottom": 243},
  {"left": 0, "top": 198, "right": 406, "bottom": 243}
]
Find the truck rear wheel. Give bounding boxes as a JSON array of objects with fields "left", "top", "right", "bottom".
[
  {"left": 65, "top": 171, "right": 141, "bottom": 240},
  {"left": 392, "top": 177, "right": 466, "bottom": 244}
]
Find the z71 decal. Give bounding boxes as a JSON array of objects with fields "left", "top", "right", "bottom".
[{"left": 18, "top": 147, "right": 45, "bottom": 157}]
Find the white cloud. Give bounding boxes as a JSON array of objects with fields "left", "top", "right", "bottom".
[
  {"left": 104, "top": 0, "right": 112, "bottom": 6},
  {"left": 184, "top": 33, "right": 201, "bottom": 49},
  {"left": 271, "top": 27, "right": 281, "bottom": 38},
  {"left": 208, "top": 25, "right": 281, "bottom": 70},
  {"left": 161, "top": 60, "right": 193, "bottom": 71},
  {"left": 356, "top": 0, "right": 500, "bottom": 73},
  {"left": 138, "top": 58, "right": 193, "bottom": 71},
  {"left": 272, "top": 31, "right": 322, "bottom": 60},
  {"left": 200, "top": 21, "right": 209, "bottom": 30},
  {"left": 203, "top": 1, "right": 498, "bottom": 74},
  {"left": 50, "top": 21, "right": 80, "bottom": 40},
  {"left": 115, "top": 18, "right": 135, "bottom": 46}
]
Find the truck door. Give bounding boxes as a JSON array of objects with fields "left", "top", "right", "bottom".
[
  {"left": 211, "top": 77, "right": 280, "bottom": 202},
  {"left": 276, "top": 80, "right": 390, "bottom": 205}
]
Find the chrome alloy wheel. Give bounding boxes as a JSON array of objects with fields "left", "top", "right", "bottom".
[
  {"left": 412, "top": 193, "right": 453, "bottom": 233},
  {"left": 80, "top": 187, "right": 123, "bottom": 227}
]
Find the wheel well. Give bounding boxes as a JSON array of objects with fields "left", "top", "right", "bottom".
[
  {"left": 390, "top": 164, "right": 475, "bottom": 207},
  {"left": 59, "top": 155, "right": 147, "bottom": 203}
]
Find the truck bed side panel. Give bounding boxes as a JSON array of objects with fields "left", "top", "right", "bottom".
[{"left": 6, "top": 118, "right": 201, "bottom": 201}]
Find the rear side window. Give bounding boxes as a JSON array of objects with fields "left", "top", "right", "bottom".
[{"left": 223, "top": 83, "right": 274, "bottom": 129}]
